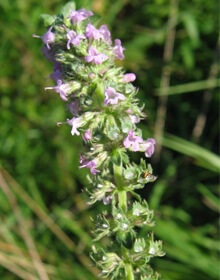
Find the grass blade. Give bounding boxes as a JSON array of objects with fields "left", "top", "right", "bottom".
[
  {"left": 162, "top": 133, "right": 220, "bottom": 172},
  {"left": 155, "top": 78, "right": 220, "bottom": 96}
]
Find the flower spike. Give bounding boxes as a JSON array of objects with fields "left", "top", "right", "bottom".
[{"left": 35, "top": 4, "right": 164, "bottom": 279}]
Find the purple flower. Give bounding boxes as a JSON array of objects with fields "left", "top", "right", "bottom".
[
  {"left": 83, "top": 129, "right": 92, "bottom": 141},
  {"left": 99, "top": 25, "right": 112, "bottom": 44},
  {"left": 85, "top": 46, "right": 108, "bottom": 65},
  {"left": 53, "top": 62, "right": 61, "bottom": 72},
  {"left": 104, "top": 87, "right": 125, "bottom": 106},
  {"left": 49, "top": 70, "right": 61, "bottom": 81},
  {"left": 42, "top": 27, "right": 55, "bottom": 49},
  {"left": 139, "top": 138, "right": 156, "bottom": 157},
  {"left": 33, "top": 26, "right": 55, "bottom": 49},
  {"left": 67, "top": 117, "right": 84, "bottom": 136},
  {"left": 79, "top": 159, "right": 100, "bottom": 175},
  {"left": 113, "top": 39, "right": 125, "bottom": 60},
  {"left": 129, "top": 115, "right": 140, "bottom": 124},
  {"left": 89, "top": 73, "right": 95, "bottom": 79},
  {"left": 66, "top": 30, "right": 86, "bottom": 49},
  {"left": 41, "top": 46, "right": 54, "bottom": 61},
  {"left": 123, "top": 130, "right": 143, "bottom": 152},
  {"left": 56, "top": 116, "right": 84, "bottom": 136},
  {"left": 66, "top": 100, "right": 79, "bottom": 115},
  {"left": 67, "top": 8, "right": 93, "bottom": 25},
  {"left": 120, "top": 73, "right": 136, "bottom": 83},
  {"left": 85, "top": 22, "right": 102, "bottom": 41},
  {"left": 125, "top": 109, "right": 140, "bottom": 128},
  {"left": 44, "top": 79, "right": 72, "bottom": 101},
  {"left": 49, "top": 62, "right": 62, "bottom": 81}
]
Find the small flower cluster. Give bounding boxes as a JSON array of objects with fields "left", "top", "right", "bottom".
[{"left": 35, "top": 3, "right": 164, "bottom": 279}]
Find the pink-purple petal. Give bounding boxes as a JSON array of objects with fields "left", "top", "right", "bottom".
[
  {"left": 68, "top": 8, "right": 93, "bottom": 25},
  {"left": 114, "top": 39, "right": 125, "bottom": 60},
  {"left": 121, "top": 73, "right": 136, "bottom": 83},
  {"left": 86, "top": 47, "right": 108, "bottom": 65},
  {"left": 104, "top": 86, "right": 125, "bottom": 106},
  {"left": 123, "top": 130, "right": 144, "bottom": 152}
]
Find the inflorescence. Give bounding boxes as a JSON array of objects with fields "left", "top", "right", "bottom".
[{"left": 34, "top": 3, "right": 164, "bottom": 279}]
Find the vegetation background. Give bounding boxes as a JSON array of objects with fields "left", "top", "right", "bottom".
[{"left": 0, "top": 0, "right": 219, "bottom": 279}]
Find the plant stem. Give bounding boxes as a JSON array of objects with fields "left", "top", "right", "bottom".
[
  {"left": 113, "top": 164, "right": 127, "bottom": 212},
  {"left": 124, "top": 263, "right": 134, "bottom": 280},
  {"left": 113, "top": 164, "right": 134, "bottom": 279},
  {"left": 118, "top": 190, "right": 127, "bottom": 212}
]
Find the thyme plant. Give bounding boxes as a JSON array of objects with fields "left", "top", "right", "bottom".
[{"left": 34, "top": 2, "right": 165, "bottom": 279}]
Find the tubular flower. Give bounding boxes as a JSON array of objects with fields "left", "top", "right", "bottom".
[
  {"left": 104, "top": 86, "right": 125, "bottom": 106},
  {"left": 44, "top": 79, "right": 71, "bottom": 101},
  {"left": 123, "top": 130, "right": 144, "bottom": 152},
  {"left": 99, "top": 25, "right": 112, "bottom": 44},
  {"left": 41, "top": 46, "right": 54, "bottom": 61},
  {"left": 67, "top": 117, "right": 85, "bottom": 136},
  {"left": 33, "top": 26, "right": 55, "bottom": 49},
  {"left": 113, "top": 39, "right": 125, "bottom": 60},
  {"left": 85, "top": 22, "right": 102, "bottom": 41},
  {"left": 67, "top": 8, "right": 93, "bottom": 25},
  {"left": 85, "top": 46, "right": 108, "bottom": 64},
  {"left": 139, "top": 138, "right": 156, "bottom": 157},
  {"left": 79, "top": 159, "right": 100, "bottom": 175},
  {"left": 120, "top": 73, "right": 136, "bottom": 83},
  {"left": 66, "top": 30, "right": 86, "bottom": 49},
  {"left": 66, "top": 101, "right": 79, "bottom": 116}
]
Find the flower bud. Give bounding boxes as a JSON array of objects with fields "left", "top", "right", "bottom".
[
  {"left": 83, "top": 129, "right": 92, "bottom": 141},
  {"left": 120, "top": 73, "right": 136, "bottom": 83},
  {"left": 134, "top": 238, "right": 146, "bottom": 253}
]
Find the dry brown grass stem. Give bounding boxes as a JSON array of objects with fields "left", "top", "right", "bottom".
[
  {"left": 192, "top": 35, "right": 220, "bottom": 142},
  {"left": 0, "top": 168, "right": 100, "bottom": 277},
  {"left": 0, "top": 251, "right": 57, "bottom": 275},
  {"left": 0, "top": 252, "right": 38, "bottom": 280},
  {"left": 154, "top": 0, "right": 179, "bottom": 162},
  {"left": 0, "top": 168, "right": 75, "bottom": 252},
  {"left": 0, "top": 172, "right": 49, "bottom": 280}
]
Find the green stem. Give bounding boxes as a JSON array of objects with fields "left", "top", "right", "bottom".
[
  {"left": 113, "top": 164, "right": 127, "bottom": 212},
  {"left": 118, "top": 190, "right": 127, "bottom": 212},
  {"left": 95, "top": 83, "right": 105, "bottom": 106},
  {"left": 124, "top": 263, "right": 134, "bottom": 280},
  {"left": 113, "top": 164, "right": 134, "bottom": 280}
]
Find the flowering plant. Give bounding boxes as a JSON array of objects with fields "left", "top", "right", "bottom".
[{"left": 34, "top": 2, "right": 165, "bottom": 279}]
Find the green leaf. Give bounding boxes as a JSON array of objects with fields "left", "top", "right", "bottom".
[
  {"left": 180, "top": 42, "right": 194, "bottom": 69},
  {"left": 121, "top": 150, "right": 129, "bottom": 164},
  {"left": 59, "top": 1, "right": 76, "bottom": 19},
  {"left": 119, "top": 116, "right": 133, "bottom": 133},
  {"left": 121, "top": 232, "right": 134, "bottom": 249},
  {"left": 39, "top": 14, "right": 56, "bottom": 27},
  {"left": 149, "top": 180, "right": 167, "bottom": 210},
  {"left": 197, "top": 184, "right": 220, "bottom": 212},
  {"left": 90, "top": 15, "right": 102, "bottom": 26},
  {"left": 106, "top": 126, "right": 120, "bottom": 140},
  {"left": 111, "top": 149, "right": 122, "bottom": 166},
  {"left": 181, "top": 12, "right": 200, "bottom": 47}
]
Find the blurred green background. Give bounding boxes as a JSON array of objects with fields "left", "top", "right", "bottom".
[{"left": 0, "top": 0, "right": 219, "bottom": 279}]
